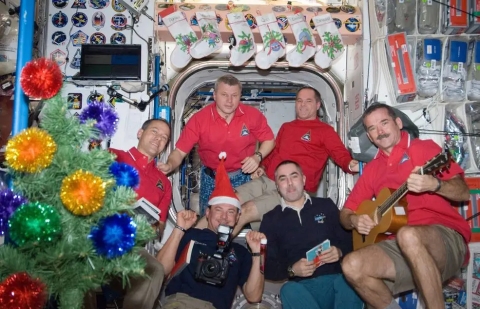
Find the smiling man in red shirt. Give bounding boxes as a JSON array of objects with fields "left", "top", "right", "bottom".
[
  {"left": 340, "top": 103, "right": 471, "bottom": 309},
  {"left": 158, "top": 74, "right": 275, "bottom": 215}
]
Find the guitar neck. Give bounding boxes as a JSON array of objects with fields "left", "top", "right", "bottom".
[{"left": 378, "top": 182, "right": 408, "bottom": 216}]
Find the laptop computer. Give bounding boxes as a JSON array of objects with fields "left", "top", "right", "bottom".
[{"left": 72, "top": 44, "right": 142, "bottom": 81}]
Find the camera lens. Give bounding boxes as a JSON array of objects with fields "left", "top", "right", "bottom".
[{"left": 202, "top": 260, "right": 221, "bottom": 278}]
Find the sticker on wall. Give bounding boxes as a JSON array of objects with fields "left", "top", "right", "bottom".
[
  {"left": 309, "top": 18, "right": 315, "bottom": 30},
  {"left": 52, "top": 11, "right": 68, "bottom": 28},
  {"left": 92, "top": 11, "right": 105, "bottom": 30},
  {"left": 333, "top": 18, "right": 342, "bottom": 29},
  {"left": 216, "top": 14, "right": 222, "bottom": 24},
  {"left": 277, "top": 15, "right": 289, "bottom": 30},
  {"left": 326, "top": 6, "right": 341, "bottom": 13},
  {"left": 71, "top": 30, "right": 89, "bottom": 46},
  {"left": 67, "top": 93, "right": 83, "bottom": 109},
  {"left": 341, "top": 5, "right": 356, "bottom": 14},
  {"left": 52, "top": 31, "right": 67, "bottom": 45},
  {"left": 344, "top": 17, "right": 360, "bottom": 32},
  {"left": 70, "top": 49, "right": 81, "bottom": 69},
  {"left": 215, "top": 4, "right": 228, "bottom": 11},
  {"left": 0, "top": 54, "right": 7, "bottom": 62},
  {"left": 272, "top": 6, "right": 286, "bottom": 12},
  {"left": 88, "top": 139, "right": 103, "bottom": 151},
  {"left": 157, "top": 13, "right": 164, "bottom": 26},
  {"left": 52, "top": 0, "right": 69, "bottom": 9},
  {"left": 199, "top": 4, "right": 212, "bottom": 10},
  {"left": 89, "top": 0, "right": 109, "bottom": 9},
  {"left": 112, "top": 0, "right": 126, "bottom": 12},
  {"left": 87, "top": 91, "right": 105, "bottom": 105},
  {"left": 111, "top": 14, "right": 127, "bottom": 30},
  {"left": 50, "top": 49, "right": 67, "bottom": 66},
  {"left": 292, "top": 6, "right": 303, "bottom": 12},
  {"left": 245, "top": 14, "right": 257, "bottom": 29},
  {"left": 73, "top": 112, "right": 80, "bottom": 118},
  {"left": 179, "top": 4, "right": 195, "bottom": 11},
  {"left": 90, "top": 32, "right": 106, "bottom": 44},
  {"left": 110, "top": 32, "right": 126, "bottom": 44},
  {"left": 306, "top": 7, "right": 322, "bottom": 13},
  {"left": 72, "top": 12, "right": 88, "bottom": 27},
  {"left": 190, "top": 15, "right": 198, "bottom": 26},
  {"left": 225, "top": 17, "right": 231, "bottom": 31},
  {"left": 71, "top": 0, "right": 87, "bottom": 9}
]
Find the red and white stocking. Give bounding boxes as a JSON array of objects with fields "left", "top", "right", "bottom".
[
  {"left": 313, "top": 14, "right": 345, "bottom": 69},
  {"left": 227, "top": 12, "right": 256, "bottom": 66},
  {"left": 190, "top": 11, "right": 223, "bottom": 59},
  {"left": 255, "top": 13, "right": 286, "bottom": 70},
  {"left": 163, "top": 11, "right": 198, "bottom": 69},
  {"left": 286, "top": 13, "right": 316, "bottom": 67}
]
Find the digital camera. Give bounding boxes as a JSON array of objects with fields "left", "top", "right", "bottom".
[{"left": 194, "top": 224, "right": 233, "bottom": 286}]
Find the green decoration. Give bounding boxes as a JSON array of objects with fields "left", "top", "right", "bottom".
[
  {"left": 321, "top": 31, "right": 344, "bottom": 60},
  {"left": 237, "top": 31, "right": 254, "bottom": 53},
  {"left": 174, "top": 32, "right": 198, "bottom": 52}
]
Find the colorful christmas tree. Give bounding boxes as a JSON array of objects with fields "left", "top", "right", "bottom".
[{"left": 0, "top": 58, "right": 155, "bottom": 309}]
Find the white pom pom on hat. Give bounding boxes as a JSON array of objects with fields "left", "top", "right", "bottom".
[{"left": 208, "top": 152, "right": 241, "bottom": 209}]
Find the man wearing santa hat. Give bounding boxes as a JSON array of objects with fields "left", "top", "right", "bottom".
[{"left": 157, "top": 152, "right": 267, "bottom": 309}]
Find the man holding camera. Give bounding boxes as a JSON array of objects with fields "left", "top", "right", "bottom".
[{"left": 157, "top": 152, "right": 266, "bottom": 309}]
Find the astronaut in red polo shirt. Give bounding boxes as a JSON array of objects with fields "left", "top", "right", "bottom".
[
  {"left": 110, "top": 118, "right": 172, "bottom": 309},
  {"left": 339, "top": 103, "right": 471, "bottom": 309},
  {"left": 158, "top": 74, "right": 275, "bottom": 215}
]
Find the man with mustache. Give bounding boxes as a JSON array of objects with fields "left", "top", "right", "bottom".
[{"left": 340, "top": 103, "right": 471, "bottom": 309}]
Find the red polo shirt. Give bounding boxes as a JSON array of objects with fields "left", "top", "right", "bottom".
[
  {"left": 262, "top": 118, "right": 353, "bottom": 192},
  {"left": 176, "top": 103, "right": 274, "bottom": 172},
  {"left": 110, "top": 147, "right": 172, "bottom": 222},
  {"left": 344, "top": 132, "right": 471, "bottom": 246}
]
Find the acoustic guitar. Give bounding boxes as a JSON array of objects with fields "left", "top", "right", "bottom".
[{"left": 352, "top": 152, "right": 451, "bottom": 250}]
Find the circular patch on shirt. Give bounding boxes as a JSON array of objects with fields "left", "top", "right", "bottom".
[
  {"left": 71, "top": 30, "right": 89, "bottom": 46},
  {"left": 306, "top": 7, "right": 323, "bottom": 13},
  {"left": 52, "top": 31, "right": 67, "bottom": 45},
  {"left": 326, "top": 6, "right": 341, "bottom": 13},
  {"left": 245, "top": 14, "right": 257, "bottom": 29},
  {"left": 272, "top": 5, "right": 286, "bottom": 12},
  {"left": 277, "top": 15, "right": 289, "bottom": 30},
  {"left": 90, "top": 32, "right": 106, "bottom": 44},
  {"left": 215, "top": 4, "right": 228, "bottom": 11},
  {"left": 199, "top": 4, "right": 212, "bottom": 10},
  {"left": 112, "top": 0, "right": 126, "bottom": 12},
  {"left": 179, "top": 4, "right": 195, "bottom": 11},
  {"left": 111, "top": 13, "right": 127, "bottom": 30},
  {"left": 72, "top": 12, "right": 88, "bottom": 27},
  {"left": 341, "top": 4, "right": 356, "bottom": 14},
  {"left": 89, "top": 0, "right": 109, "bottom": 9},
  {"left": 110, "top": 32, "right": 126, "bottom": 44},
  {"left": 52, "top": 11, "right": 68, "bottom": 28},
  {"left": 344, "top": 17, "right": 360, "bottom": 32},
  {"left": 92, "top": 11, "right": 105, "bottom": 30},
  {"left": 333, "top": 18, "right": 342, "bottom": 29},
  {"left": 52, "top": 0, "right": 69, "bottom": 9}
]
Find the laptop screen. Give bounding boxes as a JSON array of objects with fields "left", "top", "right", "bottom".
[{"left": 76, "top": 44, "right": 142, "bottom": 80}]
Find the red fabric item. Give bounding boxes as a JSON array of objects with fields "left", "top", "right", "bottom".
[
  {"left": 263, "top": 118, "right": 353, "bottom": 192},
  {"left": 208, "top": 152, "right": 241, "bottom": 208},
  {"left": 175, "top": 103, "right": 274, "bottom": 172},
  {"left": 110, "top": 147, "right": 172, "bottom": 222},
  {"left": 344, "top": 131, "right": 471, "bottom": 251}
]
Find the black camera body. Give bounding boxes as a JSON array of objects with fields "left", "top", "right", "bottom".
[{"left": 195, "top": 225, "right": 233, "bottom": 287}]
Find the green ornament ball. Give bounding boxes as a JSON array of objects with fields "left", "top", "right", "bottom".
[{"left": 8, "top": 202, "right": 62, "bottom": 246}]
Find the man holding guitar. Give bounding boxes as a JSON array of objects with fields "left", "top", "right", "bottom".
[{"left": 339, "top": 103, "right": 471, "bottom": 309}]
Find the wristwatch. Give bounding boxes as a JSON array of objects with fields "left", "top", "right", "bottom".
[
  {"left": 287, "top": 265, "right": 295, "bottom": 278},
  {"left": 254, "top": 151, "right": 263, "bottom": 162}
]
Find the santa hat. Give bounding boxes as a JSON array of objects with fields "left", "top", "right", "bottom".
[{"left": 208, "top": 152, "right": 241, "bottom": 209}]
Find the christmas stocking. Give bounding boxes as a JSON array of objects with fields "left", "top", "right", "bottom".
[
  {"left": 255, "top": 13, "right": 286, "bottom": 70},
  {"left": 227, "top": 12, "right": 256, "bottom": 66},
  {"left": 286, "top": 13, "right": 316, "bottom": 67},
  {"left": 163, "top": 11, "right": 198, "bottom": 69},
  {"left": 313, "top": 14, "right": 345, "bottom": 69},
  {"left": 190, "top": 11, "right": 223, "bottom": 59}
]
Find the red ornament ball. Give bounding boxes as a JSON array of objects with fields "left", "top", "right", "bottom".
[
  {"left": 0, "top": 272, "right": 47, "bottom": 309},
  {"left": 20, "top": 58, "right": 62, "bottom": 99}
]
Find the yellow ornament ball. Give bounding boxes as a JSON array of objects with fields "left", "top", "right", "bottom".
[
  {"left": 60, "top": 170, "right": 106, "bottom": 216},
  {"left": 5, "top": 128, "right": 57, "bottom": 173}
]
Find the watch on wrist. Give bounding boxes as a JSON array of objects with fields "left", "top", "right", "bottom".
[
  {"left": 254, "top": 151, "right": 263, "bottom": 162},
  {"left": 287, "top": 265, "right": 295, "bottom": 278}
]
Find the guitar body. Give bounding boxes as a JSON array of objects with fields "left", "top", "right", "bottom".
[{"left": 352, "top": 187, "right": 409, "bottom": 250}]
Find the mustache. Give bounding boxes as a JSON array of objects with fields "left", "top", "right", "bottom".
[{"left": 377, "top": 134, "right": 390, "bottom": 140}]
